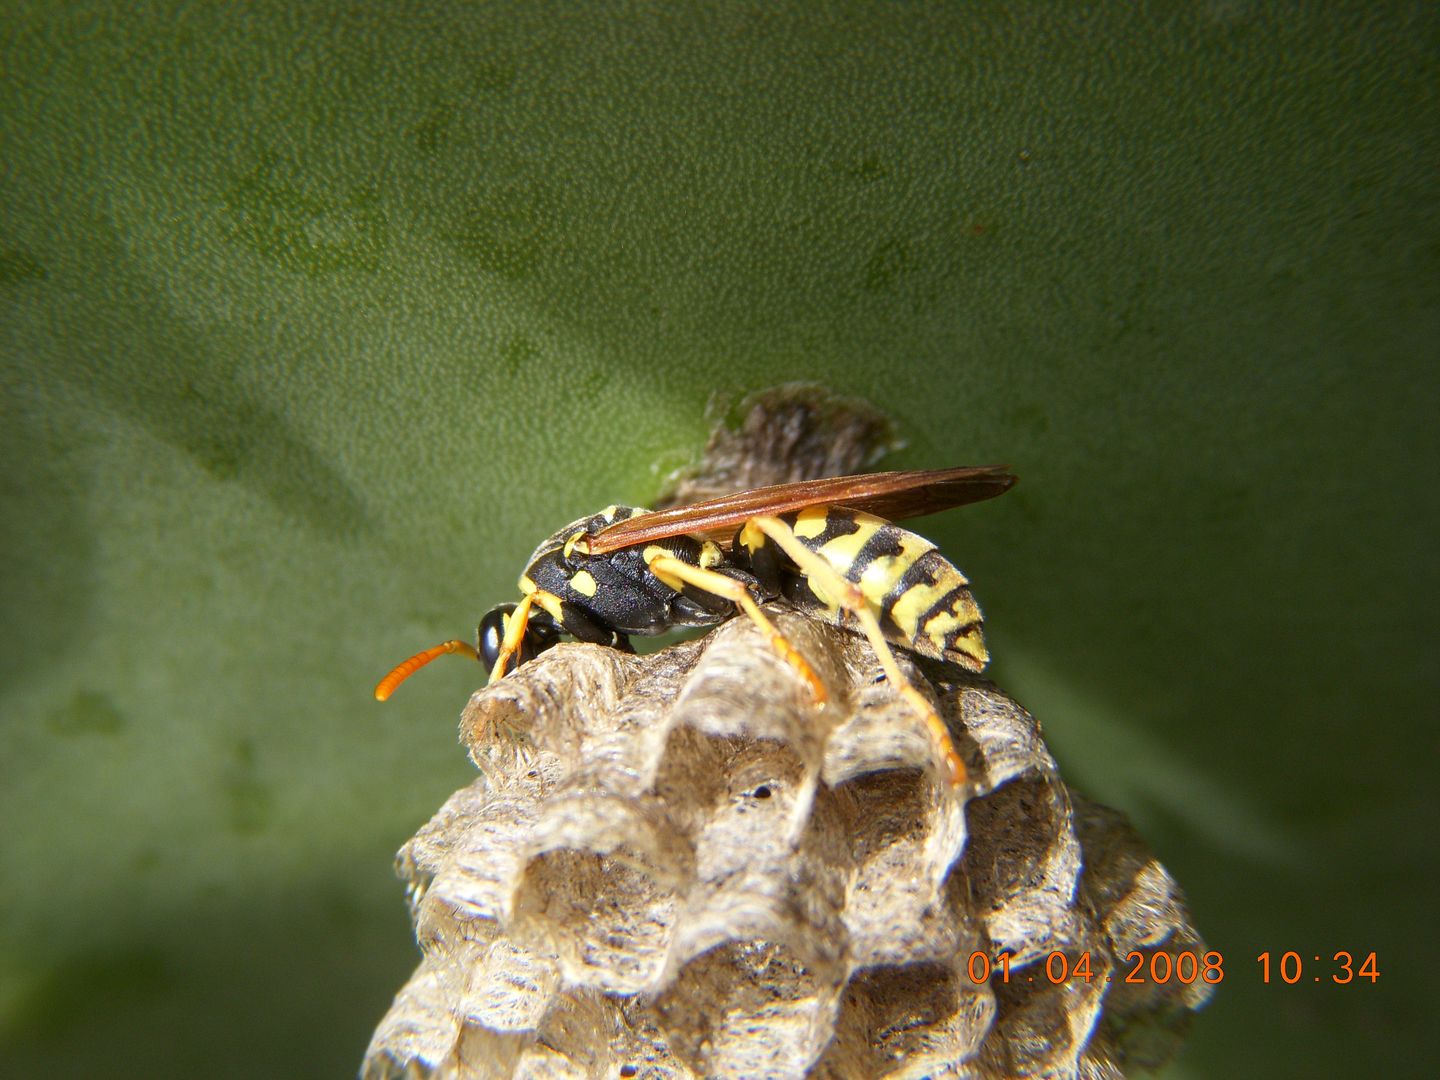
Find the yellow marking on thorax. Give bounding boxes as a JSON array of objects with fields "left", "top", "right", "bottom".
[
  {"left": 534, "top": 591, "right": 565, "bottom": 621},
  {"left": 570, "top": 569, "right": 597, "bottom": 597},
  {"left": 563, "top": 532, "right": 586, "bottom": 559},
  {"left": 518, "top": 582, "right": 564, "bottom": 621},
  {"left": 793, "top": 505, "right": 830, "bottom": 539},
  {"left": 699, "top": 540, "right": 723, "bottom": 569},
  {"left": 643, "top": 545, "right": 683, "bottom": 591}
]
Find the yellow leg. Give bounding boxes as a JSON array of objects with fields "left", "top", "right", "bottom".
[
  {"left": 645, "top": 553, "right": 827, "bottom": 706},
  {"left": 488, "top": 592, "right": 536, "bottom": 683},
  {"left": 747, "top": 515, "right": 967, "bottom": 788}
]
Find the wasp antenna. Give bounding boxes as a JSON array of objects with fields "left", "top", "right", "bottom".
[{"left": 375, "top": 639, "right": 480, "bottom": 701}]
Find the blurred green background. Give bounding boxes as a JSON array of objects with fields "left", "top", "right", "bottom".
[{"left": 2, "top": 3, "right": 1435, "bottom": 1077}]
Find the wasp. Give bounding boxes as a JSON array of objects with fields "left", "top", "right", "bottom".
[{"left": 375, "top": 466, "right": 1015, "bottom": 786}]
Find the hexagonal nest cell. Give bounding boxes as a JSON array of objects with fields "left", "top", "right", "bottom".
[{"left": 362, "top": 611, "right": 1213, "bottom": 1079}]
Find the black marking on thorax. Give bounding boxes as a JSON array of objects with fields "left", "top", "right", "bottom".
[{"left": 523, "top": 506, "right": 729, "bottom": 636}]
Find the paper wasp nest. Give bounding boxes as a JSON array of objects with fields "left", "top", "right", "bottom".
[{"left": 362, "top": 611, "right": 1213, "bottom": 1079}]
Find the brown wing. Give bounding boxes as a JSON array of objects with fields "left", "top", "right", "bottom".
[{"left": 585, "top": 466, "right": 1016, "bottom": 554}]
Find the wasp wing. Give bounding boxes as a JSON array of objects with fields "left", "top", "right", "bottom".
[{"left": 585, "top": 466, "right": 1016, "bottom": 554}]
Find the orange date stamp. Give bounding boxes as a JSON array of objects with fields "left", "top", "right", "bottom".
[
  {"left": 963, "top": 949, "right": 1225, "bottom": 986},
  {"left": 963, "top": 949, "right": 1380, "bottom": 986},
  {"left": 1256, "top": 950, "right": 1380, "bottom": 984}
]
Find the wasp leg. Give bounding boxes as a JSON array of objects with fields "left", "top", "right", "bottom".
[
  {"left": 490, "top": 592, "right": 553, "bottom": 683},
  {"left": 643, "top": 553, "right": 827, "bottom": 705},
  {"left": 746, "top": 515, "right": 967, "bottom": 788},
  {"left": 487, "top": 592, "right": 533, "bottom": 683}
]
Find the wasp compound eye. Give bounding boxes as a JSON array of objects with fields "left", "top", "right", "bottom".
[
  {"left": 478, "top": 605, "right": 514, "bottom": 673},
  {"left": 478, "top": 604, "right": 561, "bottom": 673}
]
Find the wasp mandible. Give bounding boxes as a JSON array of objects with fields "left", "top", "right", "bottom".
[{"left": 375, "top": 466, "right": 1016, "bottom": 786}]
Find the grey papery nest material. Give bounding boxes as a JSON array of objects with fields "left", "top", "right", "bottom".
[
  {"left": 363, "top": 610, "right": 1212, "bottom": 1079},
  {"left": 656, "top": 385, "right": 899, "bottom": 510}
]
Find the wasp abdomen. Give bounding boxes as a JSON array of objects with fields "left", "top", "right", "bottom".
[{"left": 748, "top": 506, "right": 988, "bottom": 672}]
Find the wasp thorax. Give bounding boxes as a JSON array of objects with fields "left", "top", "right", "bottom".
[{"left": 523, "top": 506, "right": 648, "bottom": 570}]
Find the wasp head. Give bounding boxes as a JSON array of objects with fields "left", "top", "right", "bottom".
[{"left": 478, "top": 603, "right": 561, "bottom": 673}]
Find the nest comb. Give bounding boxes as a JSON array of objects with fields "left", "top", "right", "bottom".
[
  {"left": 363, "top": 386, "right": 1212, "bottom": 1077},
  {"left": 362, "top": 612, "right": 1212, "bottom": 1078}
]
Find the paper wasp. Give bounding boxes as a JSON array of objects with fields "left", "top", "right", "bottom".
[{"left": 375, "top": 466, "right": 1016, "bottom": 786}]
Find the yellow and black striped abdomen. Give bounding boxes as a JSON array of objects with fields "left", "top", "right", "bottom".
[{"left": 780, "top": 506, "right": 988, "bottom": 671}]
